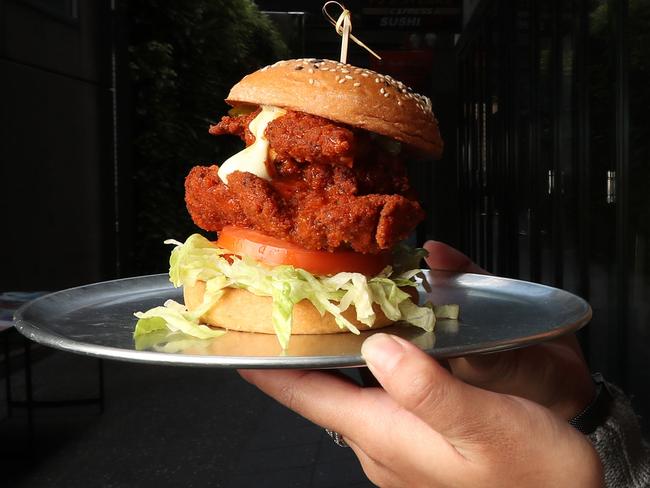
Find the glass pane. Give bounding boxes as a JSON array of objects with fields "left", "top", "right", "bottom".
[
  {"left": 537, "top": 1, "right": 555, "bottom": 286},
  {"left": 625, "top": 0, "right": 650, "bottom": 429},
  {"left": 585, "top": 0, "right": 620, "bottom": 378},
  {"left": 514, "top": 0, "right": 534, "bottom": 282},
  {"left": 558, "top": 0, "right": 580, "bottom": 294}
]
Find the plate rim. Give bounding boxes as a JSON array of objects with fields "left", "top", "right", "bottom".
[{"left": 13, "top": 271, "right": 593, "bottom": 369}]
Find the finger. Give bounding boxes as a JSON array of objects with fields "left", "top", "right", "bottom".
[
  {"left": 238, "top": 369, "right": 357, "bottom": 437},
  {"left": 556, "top": 333, "right": 589, "bottom": 360},
  {"left": 448, "top": 351, "right": 511, "bottom": 388},
  {"left": 448, "top": 336, "right": 595, "bottom": 420},
  {"left": 449, "top": 336, "right": 581, "bottom": 389},
  {"left": 347, "top": 441, "right": 407, "bottom": 488},
  {"left": 239, "top": 368, "right": 468, "bottom": 482},
  {"left": 238, "top": 369, "right": 361, "bottom": 431},
  {"left": 423, "top": 240, "right": 488, "bottom": 274},
  {"left": 361, "top": 333, "right": 504, "bottom": 446},
  {"left": 238, "top": 368, "right": 400, "bottom": 447}
]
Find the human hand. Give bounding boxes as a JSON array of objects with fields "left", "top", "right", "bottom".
[
  {"left": 240, "top": 335, "right": 603, "bottom": 487},
  {"left": 423, "top": 241, "right": 596, "bottom": 420}
]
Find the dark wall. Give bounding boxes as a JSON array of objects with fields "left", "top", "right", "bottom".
[
  {"left": 0, "top": 0, "right": 114, "bottom": 291},
  {"left": 457, "top": 0, "right": 650, "bottom": 423}
]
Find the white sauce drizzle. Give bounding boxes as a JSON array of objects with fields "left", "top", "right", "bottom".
[{"left": 217, "top": 105, "right": 286, "bottom": 184}]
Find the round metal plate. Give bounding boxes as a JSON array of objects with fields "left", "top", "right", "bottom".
[{"left": 14, "top": 271, "right": 591, "bottom": 369}]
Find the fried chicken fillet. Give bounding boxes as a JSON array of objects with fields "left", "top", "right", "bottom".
[{"left": 185, "top": 109, "right": 425, "bottom": 254}]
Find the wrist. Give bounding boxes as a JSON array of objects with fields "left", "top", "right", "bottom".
[
  {"left": 552, "top": 370, "right": 597, "bottom": 421},
  {"left": 569, "top": 373, "right": 614, "bottom": 435}
]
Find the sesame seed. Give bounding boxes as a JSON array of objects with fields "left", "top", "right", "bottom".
[
  {"left": 353, "top": 82, "right": 361, "bottom": 87},
  {"left": 397, "top": 100, "right": 402, "bottom": 105},
  {"left": 308, "top": 68, "right": 314, "bottom": 74},
  {"left": 361, "top": 72, "right": 369, "bottom": 77},
  {"left": 335, "top": 75, "right": 340, "bottom": 81},
  {"left": 380, "top": 87, "right": 385, "bottom": 94},
  {"left": 329, "top": 68, "right": 336, "bottom": 72},
  {"left": 374, "top": 78, "right": 380, "bottom": 83},
  {"left": 384, "top": 92, "right": 390, "bottom": 97},
  {"left": 345, "top": 75, "right": 353, "bottom": 80},
  {"left": 338, "top": 78, "right": 346, "bottom": 84},
  {"left": 309, "top": 78, "right": 314, "bottom": 85}
]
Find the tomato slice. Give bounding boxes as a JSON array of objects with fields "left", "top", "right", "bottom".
[{"left": 216, "top": 226, "right": 390, "bottom": 276}]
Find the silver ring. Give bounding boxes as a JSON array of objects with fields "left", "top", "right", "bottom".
[{"left": 325, "top": 428, "right": 349, "bottom": 448}]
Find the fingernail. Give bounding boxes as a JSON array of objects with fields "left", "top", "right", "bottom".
[{"left": 361, "top": 333, "right": 405, "bottom": 374}]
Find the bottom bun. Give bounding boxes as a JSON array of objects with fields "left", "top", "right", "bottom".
[{"left": 183, "top": 280, "right": 403, "bottom": 335}]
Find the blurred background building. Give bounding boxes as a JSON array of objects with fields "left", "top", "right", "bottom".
[{"left": 1, "top": 0, "right": 648, "bottom": 486}]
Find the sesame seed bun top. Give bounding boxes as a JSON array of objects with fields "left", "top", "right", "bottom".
[{"left": 225, "top": 58, "right": 443, "bottom": 158}]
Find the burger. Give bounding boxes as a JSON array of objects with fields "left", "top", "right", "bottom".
[{"left": 134, "top": 58, "right": 443, "bottom": 349}]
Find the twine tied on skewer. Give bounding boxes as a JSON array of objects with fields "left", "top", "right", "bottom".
[{"left": 322, "top": 1, "right": 381, "bottom": 64}]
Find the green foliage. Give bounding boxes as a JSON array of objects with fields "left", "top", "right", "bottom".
[{"left": 128, "top": 0, "right": 289, "bottom": 274}]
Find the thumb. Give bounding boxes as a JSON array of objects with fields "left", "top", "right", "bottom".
[
  {"left": 424, "top": 240, "right": 488, "bottom": 274},
  {"left": 361, "top": 333, "right": 500, "bottom": 443}
]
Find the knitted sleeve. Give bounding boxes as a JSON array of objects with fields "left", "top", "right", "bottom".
[{"left": 588, "top": 383, "right": 650, "bottom": 488}]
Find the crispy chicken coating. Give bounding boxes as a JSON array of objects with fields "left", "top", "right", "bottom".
[
  {"left": 185, "top": 166, "right": 424, "bottom": 253},
  {"left": 210, "top": 110, "right": 355, "bottom": 167},
  {"left": 209, "top": 110, "right": 257, "bottom": 146},
  {"left": 265, "top": 111, "right": 355, "bottom": 167},
  {"left": 189, "top": 110, "right": 424, "bottom": 253}
]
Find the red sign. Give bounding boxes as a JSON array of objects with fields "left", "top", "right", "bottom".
[{"left": 362, "top": 0, "right": 461, "bottom": 31}]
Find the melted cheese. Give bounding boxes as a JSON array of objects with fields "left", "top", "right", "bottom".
[{"left": 217, "top": 105, "right": 287, "bottom": 184}]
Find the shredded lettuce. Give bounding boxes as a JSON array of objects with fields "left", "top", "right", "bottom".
[
  {"left": 134, "top": 234, "right": 435, "bottom": 349},
  {"left": 134, "top": 329, "right": 215, "bottom": 354},
  {"left": 134, "top": 299, "right": 226, "bottom": 340},
  {"left": 391, "top": 243, "right": 429, "bottom": 274}
]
